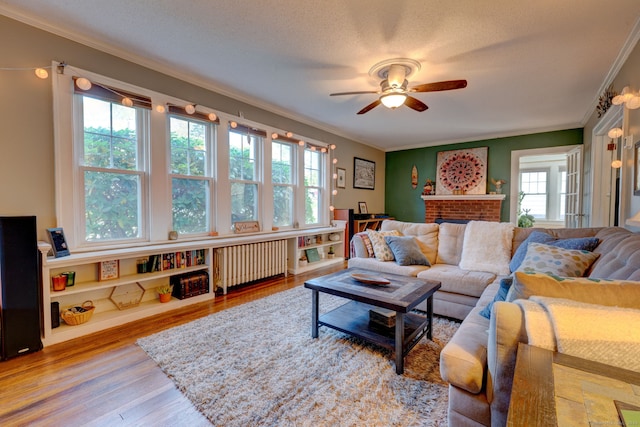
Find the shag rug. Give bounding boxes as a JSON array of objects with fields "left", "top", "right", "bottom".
[{"left": 137, "top": 285, "right": 460, "bottom": 426}]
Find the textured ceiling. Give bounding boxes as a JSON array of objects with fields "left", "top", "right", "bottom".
[{"left": 2, "top": 1, "right": 640, "bottom": 151}]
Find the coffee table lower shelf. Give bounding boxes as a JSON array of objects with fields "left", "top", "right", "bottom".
[{"left": 319, "top": 301, "right": 431, "bottom": 364}]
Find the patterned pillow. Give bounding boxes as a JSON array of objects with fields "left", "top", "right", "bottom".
[
  {"left": 367, "top": 229, "right": 402, "bottom": 261},
  {"left": 515, "top": 242, "right": 600, "bottom": 277},
  {"left": 509, "top": 231, "right": 600, "bottom": 272},
  {"left": 384, "top": 236, "right": 430, "bottom": 266},
  {"left": 354, "top": 232, "right": 374, "bottom": 257}
]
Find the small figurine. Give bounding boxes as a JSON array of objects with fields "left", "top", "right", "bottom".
[
  {"left": 491, "top": 178, "right": 507, "bottom": 194},
  {"left": 422, "top": 179, "right": 435, "bottom": 195}
]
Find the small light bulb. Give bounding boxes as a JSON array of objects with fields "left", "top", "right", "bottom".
[
  {"left": 330, "top": 144, "right": 336, "bottom": 150},
  {"left": 298, "top": 140, "right": 304, "bottom": 146},
  {"left": 271, "top": 132, "right": 278, "bottom": 139},
  {"left": 208, "top": 112, "right": 217, "bottom": 121},
  {"left": 286, "top": 131, "right": 293, "bottom": 138},
  {"left": 627, "top": 96, "right": 640, "bottom": 110},
  {"left": 230, "top": 121, "right": 237, "bottom": 128},
  {"left": 75, "top": 77, "right": 92, "bottom": 90},
  {"left": 121, "top": 97, "right": 133, "bottom": 107},
  {"left": 155, "top": 104, "right": 166, "bottom": 113},
  {"left": 310, "top": 146, "right": 316, "bottom": 151},
  {"left": 333, "top": 173, "right": 338, "bottom": 179},
  {"left": 332, "top": 189, "right": 338, "bottom": 196},
  {"left": 608, "top": 128, "right": 623, "bottom": 138},
  {"left": 321, "top": 148, "right": 327, "bottom": 153},
  {"left": 34, "top": 68, "right": 48, "bottom": 79},
  {"left": 185, "top": 104, "right": 196, "bottom": 114},
  {"left": 332, "top": 158, "right": 338, "bottom": 164},
  {"left": 329, "top": 205, "right": 335, "bottom": 211},
  {"left": 612, "top": 159, "right": 622, "bottom": 169}
]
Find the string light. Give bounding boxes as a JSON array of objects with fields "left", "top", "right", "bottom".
[
  {"left": 286, "top": 131, "right": 293, "bottom": 138},
  {"left": 208, "top": 112, "right": 218, "bottom": 121},
  {"left": 121, "top": 97, "right": 134, "bottom": 107},
  {"left": 230, "top": 121, "right": 238, "bottom": 128},
  {"left": 34, "top": 68, "right": 49, "bottom": 79},
  {"left": 271, "top": 132, "right": 278, "bottom": 139},
  {"left": 185, "top": 104, "right": 196, "bottom": 114},
  {"left": 155, "top": 104, "right": 166, "bottom": 113},
  {"left": 75, "top": 77, "right": 92, "bottom": 90},
  {"left": 298, "top": 140, "right": 305, "bottom": 146}
]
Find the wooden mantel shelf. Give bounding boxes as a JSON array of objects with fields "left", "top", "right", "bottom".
[{"left": 420, "top": 194, "right": 506, "bottom": 201}]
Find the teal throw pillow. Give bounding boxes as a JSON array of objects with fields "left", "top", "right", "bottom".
[
  {"left": 384, "top": 236, "right": 430, "bottom": 266},
  {"left": 479, "top": 276, "right": 513, "bottom": 319}
]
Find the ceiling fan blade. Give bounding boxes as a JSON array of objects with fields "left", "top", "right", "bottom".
[
  {"left": 357, "top": 99, "right": 381, "bottom": 115},
  {"left": 410, "top": 79, "right": 468, "bottom": 93},
  {"left": 404, "top": 96, "right": 428, "bottom": 112},
  {"left": 330, "top": 90, "right": 379, "bottom": 96}
]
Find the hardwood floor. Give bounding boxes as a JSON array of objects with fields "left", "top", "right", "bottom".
[{"left": 0, "top": 263, "right": 346, "bottom": 426}]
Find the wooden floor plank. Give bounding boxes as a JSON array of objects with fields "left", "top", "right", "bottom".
[{"left": 0, "top": 263, "right": 345, "bottom": 426}]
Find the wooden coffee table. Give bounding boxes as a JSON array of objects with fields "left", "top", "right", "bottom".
[{"left": 304, "top": 268, "right": 441, "bottom": 374}]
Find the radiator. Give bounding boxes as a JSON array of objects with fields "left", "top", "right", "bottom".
[{"left": 213, "top": 240, "right": 287, "bottom": 294}]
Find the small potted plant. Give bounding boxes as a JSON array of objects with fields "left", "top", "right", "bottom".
[
  {"left": 156, "top": 284, "right": 173, "bottom": 303},
  {"left": 327, "top": 246, "right": 335, "bottom": 259}
]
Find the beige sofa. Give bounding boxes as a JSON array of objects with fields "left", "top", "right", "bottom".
[{"left": 349, "top": 220, "right": 640, "bottom": 426}]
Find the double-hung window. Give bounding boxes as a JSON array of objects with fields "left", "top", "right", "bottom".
[
  {"left": 169, "top": 107, "right": 216, "bottom": 234},
  {"left": 520, "top": 170, "right": 548, "bottom": 219},
  {"left": 77, "top": 84, "right": 150, "bottom": 243},
  {"left": 304, "top": 148, "right": 323, "bottom": 225},
  {"left": 272, "top": 139, "right": 295, "bottom": 227},
  {"left": 229, "top": 126, "right": 264, "bottom": 223}
]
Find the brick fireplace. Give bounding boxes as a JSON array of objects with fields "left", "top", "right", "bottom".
[{"left": 421, "top": 194, "right": 506, "bottom": 223}]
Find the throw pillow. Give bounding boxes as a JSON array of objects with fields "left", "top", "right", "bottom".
[
  {"left": 515, "top": 242, "right": 599, "bottom": 277},
  {"left": 436, "top": 222, "right": 467, "bottom": 265},
  {"left": 384, "top": 236, "right": 430, "bottom": 266},
  {"left": 506, "top": 271, "right": 640, "bottom": 308},
  {"left": 479, "top": 276, "right": 513, "bottom": 319},
  {"left": 509, "top": 231, "right": 600, "bottom": 272},
  {"left": 459, "top": 221, "right": 514, "bottom": 276},
  {"left": 367, "top": 229, "right": 402, "bottom": 261},
  {"left": 354, "top": 232, "right": 374, "bottom": 257}
]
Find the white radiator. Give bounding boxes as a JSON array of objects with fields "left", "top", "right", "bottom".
[{"left": 213, "top": 240, "right": 288, "bottom": 294}]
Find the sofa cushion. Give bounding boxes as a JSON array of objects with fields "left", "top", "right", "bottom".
[
  {"left": 436, "top": 222, "right": 467, "bottom": 265},
  {"left": 347, "top": 257, "right": 429, "bottom": 276},
  {"left": 509, "top": 231, "right": 600, "bottom": 272},
  {"left": 479, "top": 276, "right": 513, "bottom": 319},
  {"left": 515, "top": 242, "right": 599, "bottom": 277},
  {"left": 417, "top": 264, "right": 496, "bottom": 298},
  {"left": 366, "top": 229, "right": 402, "bottom": 261},
  {"left": 459, "top": 221, "right": 514, "bottom": 276},
  {"left": 591, "top": 227, "right": 640, "bottom": 280},
  {"left": 381, "top": 220, "right": 439, "bottom": 265},
  {"left": 384, "top": 236, "right": 430, "bottom": 266},
  {"left": 506, "top": 271, "right": 640, "bottom": 307}
]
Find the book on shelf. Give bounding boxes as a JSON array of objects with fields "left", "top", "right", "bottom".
[{"left": 369, "top": 306, "right": 396, "bottom": 328}]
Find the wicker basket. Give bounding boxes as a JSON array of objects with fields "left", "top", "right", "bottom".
[{"left": 61, "top": 300, "right": 95, "bottom": 326}]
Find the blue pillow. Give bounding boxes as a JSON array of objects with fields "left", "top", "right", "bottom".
[
  {"left": 479, "top": 276, "right": 513, "bottom": 319},
  {"left": 384, "top": 236, "right": 430, "bottom": 266},
  {"left": 509, "top": 231, "right": 599, "bottom": 272}
]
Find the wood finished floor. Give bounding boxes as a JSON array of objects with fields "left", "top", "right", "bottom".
[{"left": 0, "top": 262, "right": 346, "bottom": 426}]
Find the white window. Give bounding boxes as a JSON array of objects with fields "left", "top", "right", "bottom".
[
  {"left": 229, "top": 126, "right": 263, "bottom": 223},
  {"left": 169, "top": 109, "right": 216, "bottom": 235},
  {"left": 304, "top": 148, "right": 323, "bottom": 225},
  {"left": 272, "top": 140, "right": 294, "bottom": 227},
  {"left": 78, "top": 92, "right": 149, "bottom": 243},
  {"left": 520, "top": 170, "right": 548, "bottom": 219}
]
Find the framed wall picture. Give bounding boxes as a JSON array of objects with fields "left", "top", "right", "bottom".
[
  {"left": 336, "top": 167, "right": 346, "bottom": 189},
  {"left": 99, "top": 260, "right": 119, "bottom": 281},
  {"left": 46, "top": 227, "right": 70, "bottom": 258},
  {"left": 436, "top": 147, "right": 488, "bottom": 195},
  {"left": 353, "top": 157, "right": 375, "bottom": 190},
  {"left": 635, "top": 140, "right": 640, "bottom": 196},
  {"left": 358, "top": 201, "right": 368, "bottom": 214}
]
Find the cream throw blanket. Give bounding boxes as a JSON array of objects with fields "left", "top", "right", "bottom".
[{"left": 515, "top": 296, "right": 640, "bottom": 373}]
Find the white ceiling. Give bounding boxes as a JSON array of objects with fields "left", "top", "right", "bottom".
[{"left": 2, "top": 1, "right": 640, "bottom": 151}]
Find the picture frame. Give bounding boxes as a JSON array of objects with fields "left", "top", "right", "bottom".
[
  {"left": 436, "top": 147, "right": 488, "bottom": 195},
  {"left": 353, "top": 157, "right": 375, "bottom": 190},
  {"left": 305, "top": 248, "right": 321, "bottom": 263},
  {"left": 99, "top": 260, "right": 120, "bottom": 281},
  {"left": 635, "top": 140, "right": 640, "bottom": 196},
  {"left": 336, "top": 167, "right": 346, "bottom": 189},
  {"left": 46, "top": 227, "right": 70, "bottom": 258},
  {"left": 358, "top": 201, "right": 368, "bottom": 214}
]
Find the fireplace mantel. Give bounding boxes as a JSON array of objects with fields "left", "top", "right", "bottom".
[
  {"left": 420, "top": 194, "right": 506, "bottom": 201},
  {"left": 421, "top": 194, "right": 506, "bottom": 223}
]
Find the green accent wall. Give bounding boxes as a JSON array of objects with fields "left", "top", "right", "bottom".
[{"left": 385, "top": 128, "right": 583, "bottom": 222}]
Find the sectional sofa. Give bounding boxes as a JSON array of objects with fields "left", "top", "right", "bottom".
[{"left": 348, "top": 220, "right": 640, "bottom": 426}]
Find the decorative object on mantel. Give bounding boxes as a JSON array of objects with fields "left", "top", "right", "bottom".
[
  {"left": 436, "top": 147, "right": 487, "bottom": 195},
  {"left": 422, "top": 179, "right": 435, "bottom": 195},
  {"left": 596, "top": 83, "right": 617, "bottom": 118},
  {"left": 411, "top": 165, "right": 418, "bottom": 189},
  {"left": 490, "top": 178, "right": 507, "bottom": 194}
]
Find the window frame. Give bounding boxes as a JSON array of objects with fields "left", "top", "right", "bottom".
[{"left": 271, "top": 139, "right": 296, "bottom": 229}]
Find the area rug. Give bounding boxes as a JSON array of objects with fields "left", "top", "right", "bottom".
[{"left": 137, "top": 285, "right": 460, "bottom": 426}]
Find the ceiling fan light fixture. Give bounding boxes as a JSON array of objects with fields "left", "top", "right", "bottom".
[{"left": 380, "top": 93, "right": 407, "bottom": 109}]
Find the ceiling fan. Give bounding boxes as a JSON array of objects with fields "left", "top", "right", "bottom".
[{"left": 330, "top": 58, "right": 467, "bottom": 115}]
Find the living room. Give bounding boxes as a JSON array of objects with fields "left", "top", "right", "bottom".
[{"left": 1, "top": 2, "right": 640, "bottom": 426}]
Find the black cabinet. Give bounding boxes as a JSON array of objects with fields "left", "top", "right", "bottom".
[{"left": 0, "top": 216, "right": 42, "bottom": 360}]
